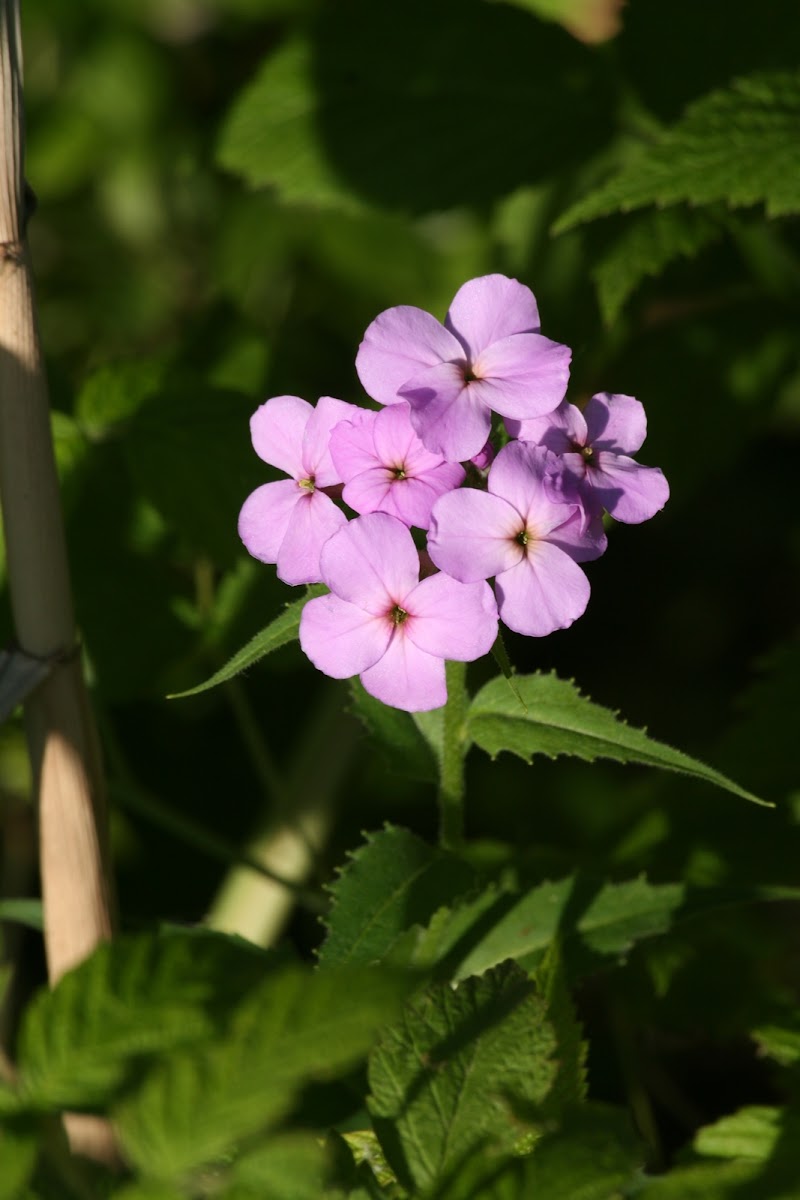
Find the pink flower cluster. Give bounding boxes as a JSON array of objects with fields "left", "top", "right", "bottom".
[{"left": 239, "top": 275, "right": 669, "bottom": 712}]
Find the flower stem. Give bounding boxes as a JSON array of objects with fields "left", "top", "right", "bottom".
[{"left": 438, "top": 660, "right": 469, "bottom": 850}]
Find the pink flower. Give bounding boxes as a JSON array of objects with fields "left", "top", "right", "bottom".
[
  {"left": 428, "top": 442, "right": 606, "bottom": 638},
  {"left": 508, "top": 393, "right": 669, "bottom": 524},
  {"left": 329, "top": 403, "right": 465, "bottom": 530},
  {"left": 355, "top": 274, "right": 572, "bottom": 463},
  {"left": 299, "top": 513, "right": 498, "bottom": 711},
  {"left": 238, "top": 394, "right": 355, "bottom": 585}
]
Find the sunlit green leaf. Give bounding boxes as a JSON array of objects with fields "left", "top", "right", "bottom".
[
  {"left": 468, "top": 673, "right": 767, "bottom": 805},
  {"left": 169, "top": 585, "right": 325, "bottom": 699},
  {"left": 555, "top": 70, "right": 800, "bottom": 230}
]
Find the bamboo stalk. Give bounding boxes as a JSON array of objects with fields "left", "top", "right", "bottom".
[{"left": 0, "top": 1, "right": 113, "bottom": 984}]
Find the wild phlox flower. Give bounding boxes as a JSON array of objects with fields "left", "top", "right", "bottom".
[
  {"left": 428, "top": 441, "right": 606, "bottom": 638},
  {"left": 299, "top": 512, "right": 498, "bottom": 711},
  {"left": 355, "top": 274, "right": 572, "bottom": 463},
  {"left": 507, "top": 393, "right": 670, "bottom": 524},
  {"left": 238, "top": 394, "right": 355, "bottom": 585},
  {"left": 329, "top": 402, "right": 465, "bottom": 530}
]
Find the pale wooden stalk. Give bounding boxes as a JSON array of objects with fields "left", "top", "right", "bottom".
[{"left": 0, "top": 0, "right": 116, "bottom": 1161}]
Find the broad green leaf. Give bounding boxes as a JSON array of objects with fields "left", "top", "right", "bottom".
[
  {"left": 635, "top": 1159, "right": 772, "bottom": 1198},
  {"left": 318, "top": 826, "right": 474, "bottom": 968},
  {"left": 554, "top": 70, "right": 800, "bottom": 230},
  {"left": 17, "top": 929, "right": 276, "bottom": 1110},
  {"left": 0, "top": 1117, "right": 38, "bottom": 1200},
  {"left": 168, "top": 585, "right": 326, "bottom": 699},
  {"left": 0, "top": 899, "right": 43, "bottom": 931},
  {"left": 752, "top": 1020, "right": 800, "bottom": 1068},
  {"left": 75, "top": 360, "right": 164, "bottom": 440},
  {"left": 488, "top": 0, "right": 623, "bottom": 45},
  {"left": 227, "top": 1132, "right": 334, "bottom": 1199},
  {"left": 592, "top": 206, "right": 724, "bottom": 324},
  {"left": 694, "top": 1106, "right": 782, "bottom": 1161},
  {"left": 124, "top": 383, "right": 263, "bottom": 565},
  {"left": 532, "top": 944, "right": 587, "bottom": 1114},
  {"left": 217, "top": 1, "right": 611, "bottom": 215},
  {"left": 116, "top": 965, "right": 413, "bottom": 1179},
  {"left": 368, "top": 962, "right": 570, "bottom": 1193},
  {"left": 348, "top": 681, "right": 437, "bottom": 783},
  {"left": 400, "top": 875, "right": 800, "bottom": 983},
  {"left": 467, "top": 673, "right": 766, "bottom": 805},
  {"left": 519, "top": 1104, "right": 643, "bottom": 1200}
]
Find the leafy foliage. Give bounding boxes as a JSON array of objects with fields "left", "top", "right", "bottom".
[
  {"left": 368, "top": 962, "right": 579, "bottom": 1192},
  {"left": 319, "top": 826, "right": 475, "bottom": 968},
  {"left": 468, "top": 673, "right": 765, "bottom": 804},
  {"left": 555, "top": 70, "right": 800, "bottom": 228},
  {"left": 168, "top": 586, "right": 326, "bottom": 698}
]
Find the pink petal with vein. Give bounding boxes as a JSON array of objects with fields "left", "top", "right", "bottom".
[
  {"left": 496, "top": 542, "right": 590, "bottom": 637},
  {"left": 356, "top": 306, "right": 463, "bottom": 407},
  {"left": 249, "top": 395, "right": 311, "bottom": 475},
  {"left": 445, "top": 274, "right": 541, "bottom": 358},
  {"left": 300, "top": 593, "right": 392, "bottom": 678},
  {"left": 406, "top": 573, "right": 498, "bottom": 661},
  {"left": 320, "top": 512, "right": 419, "bottom": 612},
  {"left": 276, "top": 490, "right": 346, "bottom": 586},
  {"left": 238, "top": 479, "right": 301, "bottom": 564},
  {"left": 360, "top": 632, "right": 447, "bottom": 712}
]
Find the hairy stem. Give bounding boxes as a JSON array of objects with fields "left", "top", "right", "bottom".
[{"left": 438, "top": 660, "right": 469, "bottom": 850}]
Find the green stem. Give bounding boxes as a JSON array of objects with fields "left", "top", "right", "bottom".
[{"left": 438, "top": 660, "right": 469, "bottom": 850}]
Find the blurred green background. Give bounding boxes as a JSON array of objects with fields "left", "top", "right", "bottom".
[{"left": 2, "top": 0, "right": 800, "bottom": 1155}]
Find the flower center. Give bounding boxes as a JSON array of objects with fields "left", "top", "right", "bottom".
[
  {"left": 391, "top": 604, "right": 409, "bottom": 626},
  {"left": 393, "top": 465, "right": 407, "bottom": 481},
  {"left": 516, "top": 529, "right": 529, "bottom": 547},
  {"left": 579, "top": 445, "right": 594, "bottom": 464},
  {"left": 298, "top": 476, "right": 316, "bottom": 491}
]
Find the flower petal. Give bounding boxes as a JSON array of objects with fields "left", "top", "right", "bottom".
[
  {"left": 300, "top": 593, "right": 392, "bottom": 679},
  {"left": 303, "top": 396, "right": 360, "bottom": 485},
  {"left": 444, "top": 274, "right": 540, "bottom": 358},
  {"left": 360, "top": 631, "right": 447, "bottom": 712},
  {"left": 471, "top": 333, "right": 571, "bottom": 420},
  {"left": 406, "top": 573, "right": 498, "bottom": 661},
  {"left": 319, "top": 512, "right": 420, "bottom": 612},
  {"left": 371, "top": 402, "right": 418, "bottom": 465},
  {"left": 356, "top": 306, "right": 463, "bottom": 407},
  {"left": 329, "top": 410, "right": 380, "bottom": 482},
  {"left": 276, "top": 490, "right": 347, "bottom": 586},
  {"left": 250, "top": 395, "right": 311, "bottom": 475},
  {"left": 342, "top": 466, "right": 395, "bottom": 516},
  {"left": 506, "top": 399, "right": 587, "bottom": 452},
  {"left": 400, "top": 362, "right": 491, "bottom": 461},
  {"left": 238, "top": 479, "right": 301, "bottom": 564},
  {"left": 588, "top": 454, "right": 670, "bottom": 523},
  {"left": 496, "top": 543, "right": 590, "bottom": 637},
  {"left": 488, "top": 442, "right": 578, "bottom": 536},
  {"left": 584, "top": 393, "right": 647, "bottom": 454},
  {"left": 428, "top": 488, "right": 522, "bottom": 582},
  {"left": 546, "top": 508, "right": 608, "bottom": 562}
]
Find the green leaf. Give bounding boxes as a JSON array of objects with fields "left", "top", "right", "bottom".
[
  {"left": 694, "top": 1106, "right": 782, "bottom": 1161},
  {"left": 519, "top": 1104, "right": 643, "bottom": 1200},
  {"left": 17, "top": 929, "right": 276, "bottom": 1110},
  {"left": 467, "top": 673, "right": 767, "bottom": 805},
  {"left": 75, "top": 360, "right": 164, "bottom": 440},
  {"left": 0, "top": 899, "right": 43, "bottom": 932},
  {"left": 488, "top": 0, "right": 623, "bottom": 45},
  {"left": 554, "top": 70, "right": 800, "bottom": 230},
  {"left": 318, "top": 826, "right": 475, "bottom": 968},
  {"left": 368, "top": 962, "right": 569, "bottom": 1193},
  {"left": 752, "top": 1019, "right": 800, "bottom": 1068},
  {"left": 168, "top": 585, "right": 325, "bottom": 699},
  {"left": 0, "top": 1117, "right": 38, "bottom": 1200},
  {"left": 592, "top": 206, "right": 725, "bottom": 324},
  {"left": 400, "top": 875, "right": 800, "bottom": 983},
  {"left": 532, "top": 944, "right": 587, "bottom": 1113},
  {"left": 227, "top": 1132, "right": 334, "bottom": 1199},
  {"left": 116, "top": 965, "right": 413, "bottom": 1179},
  {"left": 123, "top": 382, "right": 263, "bottom": 565},
  {"left": 216, "top": 1, "right": 611, "bottom": 215},
  {"left": 634, "top": 1160, "right": 770, "bottom": 1198},
  {"left": 348, "top": 681, "right": 438, "bottom": 783}
]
